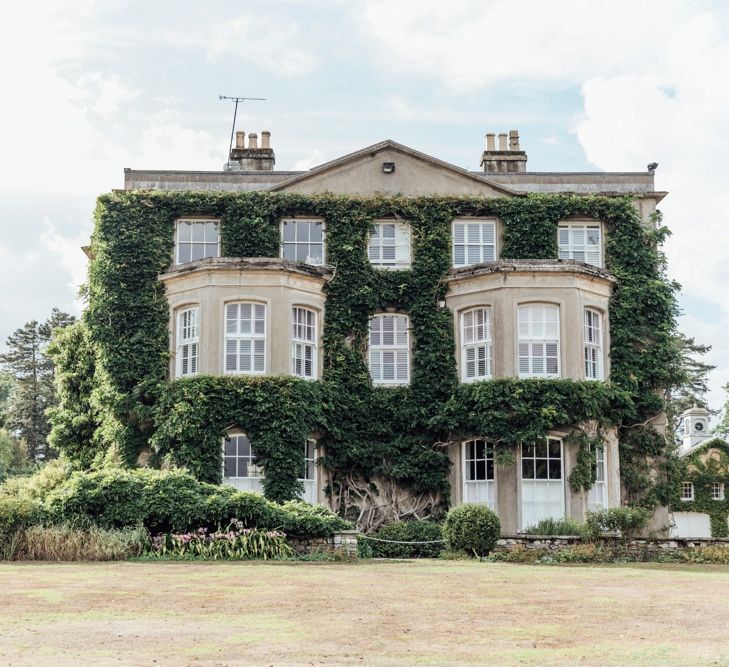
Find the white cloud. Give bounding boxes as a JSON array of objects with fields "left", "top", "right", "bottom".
[
  {"left": 39, "top": 219, "right": 90, "bottom": 312},
  {"left": 360, "top": 0, "right": 695, "bottom": 90},
  {"left": 574, "top": 11, "right": 729, "bottom": 411},
  {"left": 206, "top": 13, "right": 317, "bottom": 76}
]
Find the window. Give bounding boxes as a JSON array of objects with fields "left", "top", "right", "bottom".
[
  {"left": 175, "top": 220, "right": 219, "bottom": 264},
  {"left": 223, "top": 433, "right": 264, "bottom": 493},
  {"left": 281, "top": 219, "right": 324, "bottom": 265},
  {"left": 224, "top": 302, "right": 265, "bottom": 374},
  {"left": 461, "top": 308, "right": 492, "bottom": 382},
  {"left": 521, "top": 439, "right": 565, "bottom": 530},
  {"left": 292, "top": 307, "right": 317, "bottom": 379},
  {"left": 300, "top": 439, "right": 317, "bottom": 504},
  {"left": 176, "top": 307, "right": 199, "bottom": 378},
  {"left": 558, "top": 223, "right": 602, "bottom": 267},
  {"left": 681, "top": 482, "right": 694, "bottom": 501},
  {"left": 518, "top": 304, "right": 560, "bottom": 378},
  {"left": 584, "top": 308, "right": 603, "bottom": 380},
  {"left": 711, "top": 482, "right": 725, "bottom": 501},
  {"left": 453, "top": 220, "right": 496, "bottom": 267},
  {"left": 463, "top": 439, "right": 495, "bottom": 508},
  {"left": 368, "top": 221, "right": 412, "bottom": 269},
  {"left": 368, "top": 314, "right": 409, "bottom": 385},
  {"left": 587, "top": 446, "right": 608, "bottom": 511}
]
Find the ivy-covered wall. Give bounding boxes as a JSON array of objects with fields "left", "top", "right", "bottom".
[
  {"left": 672, "top": 439, "right": 729, "bottom": 537},
  {"left": 50, "top": 191, "right": 682, "bottom": 522}
]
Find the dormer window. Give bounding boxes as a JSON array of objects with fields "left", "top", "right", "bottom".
[
  {"left": 281, "top": 219, "right": 324, "bottom": 265},
  {"left": 175, "top": 219, "right": 219, "bottom": 264}
]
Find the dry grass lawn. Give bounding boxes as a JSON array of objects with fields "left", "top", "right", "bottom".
[{"left": 1, "top": 560, "right": 728, "bottom": 666}]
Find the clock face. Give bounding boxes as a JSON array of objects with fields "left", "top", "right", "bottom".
[{"left": 695, "top": 421, "right": 705, "bottom": 432}]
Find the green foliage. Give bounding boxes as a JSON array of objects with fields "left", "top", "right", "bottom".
[
  {"left": 0, "top": 429, "right": 33, "bottom": 482},
  {"left": 521, "top": 517, "right": 585, "bottom": 536},
  {"left": 584, "top": 506, "right": 652, "bottom": 540},
  {"left": 670, "top": 438, "right": 729, "bottom": 538},
  {"left": 54, "top": 190, "right": 682, "bottom": 515},
  {"left": 38, "top": 466, "right": 350, "bottom": 536},
  {"left": 0, "top": 495, "right": 43, "bottom": 556},
  {"left": 362, "top": 519, "right": 444, "bottom": 558},
  {"left": 149, "top": 523, "right": 293, "bottom": 560},
  {"left": 443, "top": 503, "right": 501, "bottom": 555}
]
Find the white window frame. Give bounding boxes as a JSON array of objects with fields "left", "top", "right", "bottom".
[
  {"left": 175, "top": 306, "right": 200, "bottom": 378},
  {"left": 452, "top": 219, "right": 497, "bottom": 268},
  {"left": 518, "top": 304, "right": 561, "bottom": 378},
  {"left": 291, "top": 307, "right": 317, "bottom": 379},
  {"left": 462, "top": 439, "right": 496, "bottom": 509},
  {"left": 222, "top": 433, "right": 264, "bottom": 493},
  {"left": 460, "top": 307, "right": 493, "bottom": 382},
  {"left": 558, "top": 222, "right": 602, "bottom": 267},
  {"left": 224, "top": 302, "right": 266, "bottom": 375},
  {"left": 681, "top": 482, "right": 694, "bottom": 501},
  {"left": 175, "top": 219, "right": 220, "bottom": 265},
  {"left": 520, "top": 438, "right": 565, "bottom": 531},
  {"left": 299, "top": 438, "right": 318, "bottom": 504},
  {"left": 368, "top": 313, "right": 410, "bottom": 385},
  {"left": 281, "top": 218, "right": 325, "bottom": 266},
  {"left": 584, "top": 308, "right": 604, "bottom": 381},
  {"left": 368, "top": 220, "right": 412, "bottom": 269},
  {"left": 711, "top": 482, "right": 725, "bottom": 501},
  {"left": 587, "top": 445, "right": 608, "bottom": 511}
]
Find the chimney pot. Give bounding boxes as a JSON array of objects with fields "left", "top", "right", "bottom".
[
  {"left": 486, "top": 133, "right": 496, "bottom": 151},
  {"left": 498, "top": 133, "right": 508, "bottom": 151},
  {"left": 261, "top": 131, "right": 271, "bottom": 149},
  {"left": 480, "top": 129, "right": 527, "bottom": 174},
  {"left": 235, "top": 131, "right": 245, "bottom": 149},
  {"left": 248, "top": 133, "right": 258, "bottom": 149},
  {"left": 509, "top": 130, "right": 520, "bottom": 151}
]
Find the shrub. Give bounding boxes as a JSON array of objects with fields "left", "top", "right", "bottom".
[
  {"left": 9, "top": 525, "right": 148, "bottom": 561},
  {"left": 149, "top": 522, "right": 293, "bottom": 560},
  {"left": 584, "top": 507, "right": 652, "bottom": 540},
  {"left": 0, "top": 459, "right": 73, "bottom": 501},
  {"left": 443, "top": 504, "right": 500, "bottom": 556},
  {"left": 363, "top": 520, "right": 444, "bottom": 558},
  {"left": 0, "top": 495, "right": 43, "bottom": 558},
  {"left": 521, "top": 517, "right": 585, "bottom": 536}
]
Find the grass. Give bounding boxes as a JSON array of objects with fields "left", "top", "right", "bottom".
[{"left": 0, "top": 560, "right": 728, "bottom": 665}]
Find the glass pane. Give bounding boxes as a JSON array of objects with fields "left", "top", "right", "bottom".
[
  {"left": 309, "top": 244, "right": 323, "bottom": 263},
  {"left": 238, "top": 459, "right": 248, "bottom": 478},
  {"left": 475, "top": 459, "right": 486, "bottom": 480},
  {"left": 475, "top": 440, "right": 485, "bottom": 459},
  {"left": 523, "top": 443, "right": 535, "bottom": 458},
  {"left": 535, "top": 459, "right": 548, "bottom": 479},
  {"left": 548, "top": 459, "right": 562, "bottom": 479},
  {"left": 239, "top": 436, "right": 251, "bottom": 456},
  {"left": 178, "top": 221, "right": 192, "bottom": 242},
  {"left": 192, "top": 223, "right": 205, "bottom": 242},
  {"left": 191, "top": 243, "right": 205, "bottom": 261},
  {"left": 522, "top": 459, "right": 534, "bottom": 479},
  {"left": 536, "top": 439, "right": 548, "bottom": 458},
  {"left": 548, "top": 439, "right": 561, "bottom": 458},
  {"left": 296, "top": 244, "right": 308, "bottom": 261},
  {"left": 296, "top": 222, "right": 310, "bottom": 242},
  {"left": 205, "top": 222, "right": 218, "bottom": 242},
  {"left": 224, "top": 458, "right": 236, "bottom": 478},
  {"left": 283, "top": 221, "right": 296, "bottom": 241},
  {"left": 282, "top": 243, "right": 295, "bottom": 260},
  {"left": 224, "top": 438, "right": 236, "bottom": 456},
  {"left": 310, "top": 222, "right": 323, "bottom": 242},
  {"left": 178, "top": 244, "right": 192, "bottom": 264}
]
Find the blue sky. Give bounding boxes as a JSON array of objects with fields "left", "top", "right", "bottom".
[{"left": 1, "top": 0, "right": 728, "bottom": 414}]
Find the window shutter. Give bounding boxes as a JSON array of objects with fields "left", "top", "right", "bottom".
[{"left": 394, "top": 223, "right": 411, "bottom": 265}]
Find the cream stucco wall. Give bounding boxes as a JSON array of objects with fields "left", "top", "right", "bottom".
[
  {"left": 160, "top": 258, "right": 330, "bottom": 379},
  {"left": 447, "top": 260, "right": 614, "bottom": 381}
]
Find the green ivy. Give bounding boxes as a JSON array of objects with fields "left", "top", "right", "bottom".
[{"left": 49, "top": 191, "right": 682, "bottom": 516}]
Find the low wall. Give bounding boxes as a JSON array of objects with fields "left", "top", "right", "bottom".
[
  {"left": 287, "top": 530, "right": 359, "bottom": 557},
  {"left": 496, "top": 534, "right": 729, "bottom": 556}
]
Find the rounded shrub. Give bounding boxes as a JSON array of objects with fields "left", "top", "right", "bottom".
[{"left": 443, "top": 504, "right": 501, "bottom": 556}]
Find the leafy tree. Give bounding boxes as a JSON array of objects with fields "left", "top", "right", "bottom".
[
  {"left": 0, "top": 371, "right": 14, "bottom": 428},
  {"left": 714, "top": 384, "right": 729, "bottom": 440},
  {"left": 0, "top": 429, "right": 33, "bottom": 482},
  {"left": 664, "top": 334, "right": 715, "bottom": 441},
  {"left": 0, "top": 308, "right": 75, "bottom": 459}
]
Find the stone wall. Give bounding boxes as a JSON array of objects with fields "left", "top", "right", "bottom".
[{"left": 287, "top": 530, "right": 359, "bottom": 557}]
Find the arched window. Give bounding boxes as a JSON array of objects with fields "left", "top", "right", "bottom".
[
  {"left": 368, "top": 314, "right": 410, "bottom": 385},
  {"left": 224, "top": 302, "right": 265, "bottom": 374},
  {"left": 461, "top": 307, "right": 492, "bottom": 382},
  {"left": 584, "top": 308, "right": 603, "bottom": 380},
  {"left": 292, "top": 307, "right": 317, "bottom": 379},
  {"left": 176, "top": 307, "right": 199, "bottom": 378},
  {"left": 518, "top": 304, "right": 560, "bottom": 378}
]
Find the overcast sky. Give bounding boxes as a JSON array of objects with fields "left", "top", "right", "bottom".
[{"left": 1, "top": 0, "right": 728, "bottom": 413}]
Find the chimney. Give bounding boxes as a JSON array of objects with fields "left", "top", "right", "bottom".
[
  {"left": 480, "top": 129, "right": 527, "bottom": 174},
  {"left": 227, "top": 130, "right": 275, "bottom": 171}
]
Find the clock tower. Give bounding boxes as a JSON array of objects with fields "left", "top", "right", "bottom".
[{"left": 678, "top": 405, "right": 711, "bottom": 455}]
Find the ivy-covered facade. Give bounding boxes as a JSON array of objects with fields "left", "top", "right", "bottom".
[{"left": 51, "top": 134, "right": 682, "bottom": 531}]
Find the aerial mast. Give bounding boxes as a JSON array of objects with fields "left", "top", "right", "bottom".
[{"left": 218, "top": 94, "right": 266, "bottom": 162}]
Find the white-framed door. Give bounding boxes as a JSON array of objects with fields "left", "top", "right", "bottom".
[{"left": 520, "top": 438, "right": 565, "bottom": 531}]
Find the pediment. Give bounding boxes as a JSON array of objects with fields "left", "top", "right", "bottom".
[{"left": 271, "top": 140, "right": 518, "bottom": 198}]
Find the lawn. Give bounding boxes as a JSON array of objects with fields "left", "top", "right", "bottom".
[{"left": 1, "top": 560, "right": 728, "bottom": 666}]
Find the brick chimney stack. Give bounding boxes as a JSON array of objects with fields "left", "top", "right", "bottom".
[
  {"left": 227, "top": 130, "right": 275, "bottom": 171},
  {"left": 480, "top": 130, "right": 527, "bottom": 174}
]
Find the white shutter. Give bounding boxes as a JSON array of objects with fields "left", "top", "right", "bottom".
[{"left": 394, "top": 223, "right": 411, "bottom": 266}]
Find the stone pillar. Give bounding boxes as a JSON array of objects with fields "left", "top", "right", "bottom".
[{"left": 333, "top": 530, "right": 359, "bottom": 558}]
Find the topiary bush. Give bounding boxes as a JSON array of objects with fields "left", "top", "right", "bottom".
[
  {"left": 443, "top": 504, "right": 501, "bottom": 556},
  {"left": 521, "top": 517, "right": 585, "bottom": 536},
  {"left": 364, "top": 519, "right": 444, "bottom": 558},
  {"left": 584, "top": 506, "right": 652, "bottom": 540}
]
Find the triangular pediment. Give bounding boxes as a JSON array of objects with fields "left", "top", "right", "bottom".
[{"left": 271, "top": 140, "right": 519, "bottom": 197}]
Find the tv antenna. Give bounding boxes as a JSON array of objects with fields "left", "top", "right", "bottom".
[{"left": 219, "top": 95, "right": 266, "bottom": 157}]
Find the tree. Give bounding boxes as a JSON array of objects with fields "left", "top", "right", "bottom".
[
  {"left": 665, "top": 334, "right": 716, "bottom": 441},
  {"left": 0, "top": 371, "right": 14, "bottom": 428},
  {"left": 0, "top": 308, "right": 76, "bottom": 459}
]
